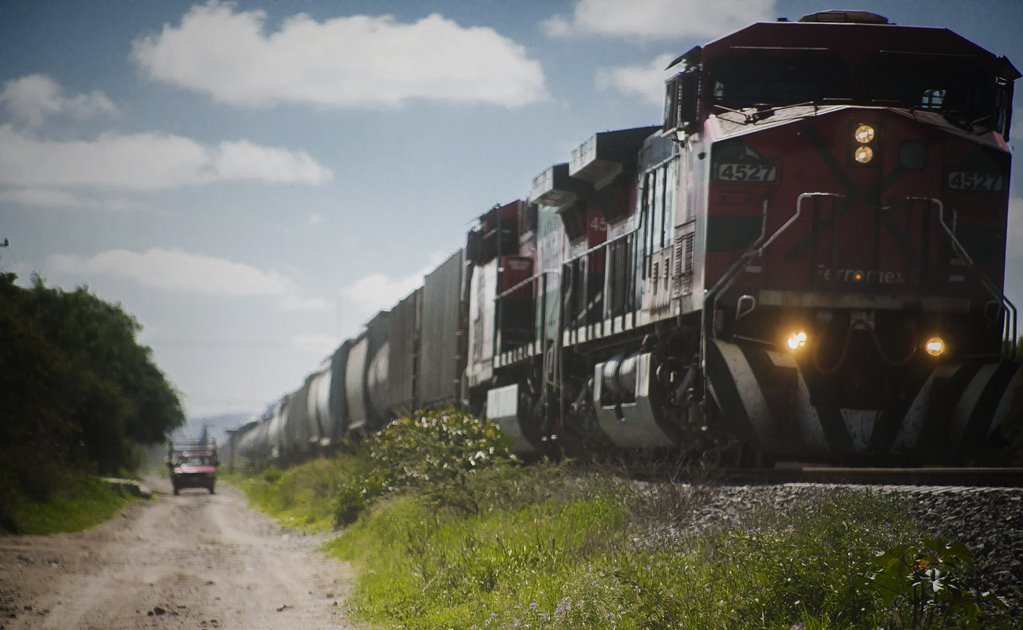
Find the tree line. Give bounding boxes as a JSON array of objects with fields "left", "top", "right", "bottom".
[{"left": 0, "top": 273, "right": 184, "bottom": 519}]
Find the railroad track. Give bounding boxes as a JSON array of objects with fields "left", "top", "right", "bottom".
[{"left": 717, "top": 466, "right": 1023, "bottom": 487}]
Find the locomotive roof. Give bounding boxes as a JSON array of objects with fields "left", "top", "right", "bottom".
[{"left": 698, "top": 19, "right": 1017, "bottom": 80}]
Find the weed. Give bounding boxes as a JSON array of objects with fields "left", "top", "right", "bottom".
[{"left": 862, "top": 538, "right": 1008, "bottom": 629}]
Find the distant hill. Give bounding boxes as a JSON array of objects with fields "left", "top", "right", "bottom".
[{"left": 172, "top": 412, "right": 256, "bottom": 448}]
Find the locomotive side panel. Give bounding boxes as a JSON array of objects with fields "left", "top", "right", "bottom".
[{"left": 466, "top": 260, "right": 497, "bottom": 388}]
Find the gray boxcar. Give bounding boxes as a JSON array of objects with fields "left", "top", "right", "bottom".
[
  {"left": 386, "top": 288, "right": 421, "bottom": 418},
  {"left": 419, "top": 250, "right": 465, "bottom": 408}
]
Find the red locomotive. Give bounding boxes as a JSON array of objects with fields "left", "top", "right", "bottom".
[
  {"left": 477, "top": 10, "right": 1022, "bottom": 463},
  {"left": 235, "top": 11, "right": 1021, "bottom": 467}
]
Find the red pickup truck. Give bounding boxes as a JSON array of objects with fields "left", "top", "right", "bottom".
[{"left": 167, "top": 440, "right": 218, "bottom": 495}]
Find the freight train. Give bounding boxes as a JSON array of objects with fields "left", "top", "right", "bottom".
[{"left": 232, "top": 10, "right": 1022, "bottom": 467}]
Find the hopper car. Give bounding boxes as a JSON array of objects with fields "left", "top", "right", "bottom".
[{"left": 233, "top": 10, "right": 1022, "bottom": 467}]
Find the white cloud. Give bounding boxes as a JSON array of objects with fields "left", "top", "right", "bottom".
[
  {"left": 280, "top": 295, "right": 331, "bottom": 313},
  {"left": 48, "top": 247, "right": 291, "bottom": 296},
  {"left": 543, "top": 0, "right": 775, "bottom": 39},
  {"left": 0, "top": 125, "right": 332, "bottom": 190},
  {"left": 214, "top": 139, "right": 332, "bottom": 184},
  {"left": 0, "top": 74, "right": 118, "bottom": 127},
  {"left": 132, "top": 3, "right": 548, "bottom": 109},
  {"left": 343, "top": 271, "right": 425, "bottom": 315},
  {"left": 291, "top": 333, "right": 340, "bottom": 355},
  {"left": 46, "top": 247, "right": 336, "bottom": 314},
  {"left": 342, "top": 252, "right": 447, "bottom": 316},
  {"left": 0, "top": 188, "right": 150, "bottom": 212},
  {"left": 307, "top": 212, "right": 323, "bottom": 226},
  {"left": 596, "top": 54, "right": 674, "bottom": 107}
]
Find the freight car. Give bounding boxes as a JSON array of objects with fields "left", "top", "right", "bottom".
[{"left": 233, "top": 10, "right": 1022, "bottom": 467}]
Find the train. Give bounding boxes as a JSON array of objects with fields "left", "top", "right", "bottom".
[{"left": 231, "top": 10, "right": 1023, "bottom": 467}]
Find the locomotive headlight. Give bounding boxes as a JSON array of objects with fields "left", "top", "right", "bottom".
[
  {"left": 924, "top": 336, "right": 947, "bottom": 357},
  {"left": 854, "top": 145, "right": 874, "bottom": 164},
  {"left": 854, "top": 124, "right": 875, "bottom": 144},
  {"left": 786, "top": 330, "right": 809, "bottom": 351}
]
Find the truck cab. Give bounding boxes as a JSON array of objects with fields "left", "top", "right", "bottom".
[{"left": 167, "top": 440, "right": 218, "bottom": 495}]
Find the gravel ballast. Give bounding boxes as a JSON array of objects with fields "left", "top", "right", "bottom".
[{"left": 632, "top": 481, "right": 1023, "bottom": 616}]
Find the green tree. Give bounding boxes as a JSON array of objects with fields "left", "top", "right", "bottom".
[{"left": 0, "top": 273, "right": 184, "bottom": 523}]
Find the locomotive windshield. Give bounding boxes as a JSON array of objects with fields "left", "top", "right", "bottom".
[
  {"left": 709, "top": 51, "right": 847, "bottom": 108},
  {"left": 708, "top": 50, "right": 997, "bottom": 130}
]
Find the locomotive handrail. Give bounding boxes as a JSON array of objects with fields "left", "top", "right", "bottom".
[
  {"left": 566, "top": 223, "right": 641, "bottom": 264},
  {"left": 490, "top": 225, "right": 633, "bottom": 304},
  {"left": 704, "top": 193, "right": 842, "bottom": 342},
  {"left": 495, "top": 269, "right": 561, "bottom": 300},
  {"left": 907, "top": 196, "right": 1018, "bottom": 358},
  {"left": 759, "top": 192, "right": 837, "bottom": 254}
]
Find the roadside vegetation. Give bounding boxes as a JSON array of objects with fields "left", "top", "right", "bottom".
[
  {"left": 234, "top": 409, "right": 1012, "bottom": 629},
  {"left": 226, "top": 456, "right": 372, "bottom": 532},
  {"left": 0, "top": 273, "right": 184, "bottom": 534},
  {"left": 3, "top": 471, "right": 138, "bottom": 535}
]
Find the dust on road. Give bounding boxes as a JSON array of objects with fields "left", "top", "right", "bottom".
[{"left": 0, "top": 478, "right": 367, "bottom": 629}]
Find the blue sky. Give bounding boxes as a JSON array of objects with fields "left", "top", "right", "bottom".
[{"left": 2, "top": 0, "right": 1022, "bottom": 418}]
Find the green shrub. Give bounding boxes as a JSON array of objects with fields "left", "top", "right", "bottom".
[{"left": 333, "top": 409, "right": 518, "bottom": 526}]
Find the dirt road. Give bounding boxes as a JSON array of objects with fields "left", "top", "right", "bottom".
[{"left": 0, "top": 478, "right": 366, "bottom": 629}]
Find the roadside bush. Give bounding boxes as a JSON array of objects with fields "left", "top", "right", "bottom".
[{"left": 334, "top": 409, "right": 517, "bottom": 526}]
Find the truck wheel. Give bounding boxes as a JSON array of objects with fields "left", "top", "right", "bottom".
[
  {"left": 173, "top": 485, "right": 180, "bottom": 496},
  {"left": 208, "top": 485, "right": 215, "bottom": 495}
]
